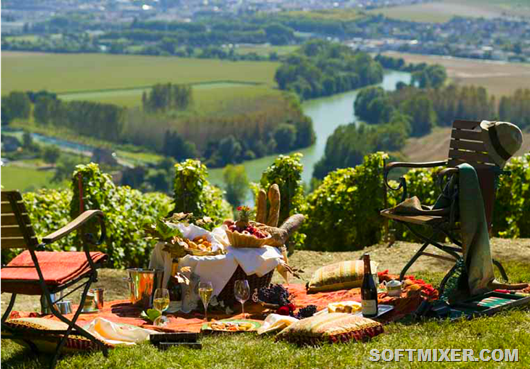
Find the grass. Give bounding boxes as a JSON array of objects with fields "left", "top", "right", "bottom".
[
  {"left": 235, "top": 45, "right": 298, "bottom": 57},
  {"left": 284, "top": 9, "right": 363, "bottom": 22},
  {"left": 1, "top": 259, "right": 529, "bottom": 368},
  {"left": 1, "top": 52, "right": 280, "bottom": 94},
  {"left": 382, "top": 52, "right": 530, "bottom": 98},
  {"left": 1, "top": 166, "right": 64, "bottom": 192}
]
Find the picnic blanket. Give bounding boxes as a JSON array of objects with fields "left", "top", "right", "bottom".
[{"left": 9, "top": 272, "right": 437, "bottom": 334}]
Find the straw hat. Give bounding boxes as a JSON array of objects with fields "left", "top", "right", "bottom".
[{"left": 480, "top": 120, "right": 523, "bottom": 168}]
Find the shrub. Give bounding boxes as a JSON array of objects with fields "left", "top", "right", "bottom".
[
  {"left": 1, "top": 189, "right": 74, "bottom": 264},
  {"left": 169, "top": 159, "right": 232, "bottom": 225},
  {"left": 70, "top": 163, "right": 172, "bottom": 268},
  {"left": 493, "top": 153, "right": 530, "bottom": 238},
  {"left": 302, "top": 152, "right": 387, "bottom": 251},
  {"left": 256, "top": 153, "right": 306, "bottom": 249}
]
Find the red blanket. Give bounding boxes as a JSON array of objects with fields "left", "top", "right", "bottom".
[
  {"left": 2, "top": 251, "right": 107, "bottom": 294},
  {"left": 10, "top": 272, "right": 437, "bottom": 332}
]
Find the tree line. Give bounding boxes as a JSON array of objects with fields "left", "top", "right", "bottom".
[
  {"left": 142, "top": 83, "right": 193, "bottom": 113},
  {"left": 313, "top": 80, "right": 529, "bottom": 179},
  {"left": 274, "top": 40, "right": 383, "bottom": 100}
]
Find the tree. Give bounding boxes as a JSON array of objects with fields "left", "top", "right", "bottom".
[
  {"left": 1, "top": 105, "right": 12, "bottom": 126},
  {"left": 4, "top": 91, "right": 31, "bottom": 120},
  {"left": 223, "top": 165, "right": 249, "bottom": 207},
  {"left": 273, "top": 124, "right": 297, "bottom": 153},
  {"left": 218, "top": 135, "right": 242, "bottom": 165},
  {"left": 400, "top": 95, "right": 436, "bottom": 137},
  {"left": 34, "top": 95, "right": 58, "bottom": 125},
  {"left": 354, "top": 86, "right": 392, "bottom": 124},
  {"left": 52, "top": 156, "right": 78, "bottom": 183},
  {"left": 43, "top": 146, "right": 61, "bottom": 164}
]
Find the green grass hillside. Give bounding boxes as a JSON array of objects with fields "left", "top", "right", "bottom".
[{"left": 1, "top": 52, "right": 280, "bottom": 94}]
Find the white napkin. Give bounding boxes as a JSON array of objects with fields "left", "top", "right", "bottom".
[
  {"left": 84, "top": 318, "right": 157, "bottom": 346},
  {"left": 257, "top": 314, "right": 298, "bottom": 335}
]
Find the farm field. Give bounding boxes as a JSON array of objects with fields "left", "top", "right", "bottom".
[
  {"left": 382, "top": 52, "right": 530, "bottom": 98},
  {"left": 1, "top": 166, "right": 64, "bottom": 192},
  {"left": 1, "top": 52, "right": 280, "bottom": 94},
  {"left": 368, "top": 0, "right": 530, "bottom": 22},
  {"left": 234, "top": 45, "right": 298, "bottom": 57}
]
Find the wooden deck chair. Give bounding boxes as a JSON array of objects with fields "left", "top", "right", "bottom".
[
  {"left": 380, "top": 120, "right": 510, "bottom": 284},
  {"left": 1, "top": 190, "right": 109, "bottom": 369}
]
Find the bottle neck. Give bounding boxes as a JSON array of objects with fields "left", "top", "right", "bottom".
[{"left": 363, "top": 256, "right": 372, "bottom": 275}]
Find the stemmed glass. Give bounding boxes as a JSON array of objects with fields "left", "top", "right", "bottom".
[
  {"left": 234, "top": 280, "right": 250, "bottom": 316},
  {"left": 198, "top": 281, "right": 214, "bottom": 322},
  {"left": 153, "top": 288, "right": 170, "bottom": 326}
]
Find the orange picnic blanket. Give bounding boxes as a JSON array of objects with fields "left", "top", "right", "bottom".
[
  {"left": 9, "top": 272, "right": 437, "bottom": 332},
  {"left": 2, "top": 251, "right": 108, "bottom": 295}
]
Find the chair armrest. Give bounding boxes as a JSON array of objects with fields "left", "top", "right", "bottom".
[
  {"left": 42, "top": 210, "right": 105, "bottom": 244},
  {"left": 384, "top": 160, "right": 448, "bottom": 202}
]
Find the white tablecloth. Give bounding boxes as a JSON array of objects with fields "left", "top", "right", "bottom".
[{"left": 149, "top": 236, "right": 284, "bottom": 312}]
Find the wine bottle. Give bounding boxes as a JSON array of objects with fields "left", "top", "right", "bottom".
[
  {"left": 167, "top": 260, "right": 182, "bottom": 301},
  {"left": 361, "top": 253, "right": 378, "bottom": 318}
]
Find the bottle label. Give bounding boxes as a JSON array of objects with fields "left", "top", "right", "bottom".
[{"left": 362, "top": 300, "right": 377, "bottom": 315}]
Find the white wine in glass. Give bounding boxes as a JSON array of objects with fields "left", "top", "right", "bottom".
[
  {"left": 234, "top": 280, "right": 250, "bottom": 316},
  {"left": 153, "top": 288, "right": 170, "bottom": 326},
  {"left": 198, "top": 281, "right": 213, "bottom": 321}
]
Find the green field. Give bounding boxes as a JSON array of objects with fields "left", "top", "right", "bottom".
[
  {"left": 235, "top": 45, "right": 298, "bottom": 57},
  {"left": 284, "top": 8, "right": 363, "bottom": 21},
  {"left": 1, "top": 52, "right": 280, "bottom": 94},
  {"left": 1, "top": 166, "right": 64, "bottom": 192},
  {"left": 368, "top": 0, "right": 530, "bottom": 22}
]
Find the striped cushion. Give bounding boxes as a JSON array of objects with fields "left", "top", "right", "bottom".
[
  {"left": 276, "top": 313, "right": 383, "bottom": 345},
  {"left": 307, "top": 260, "right": 377, "bottom": 293},
  {"left": 4, "top": 318, "right": 105, "bottom": 353}
]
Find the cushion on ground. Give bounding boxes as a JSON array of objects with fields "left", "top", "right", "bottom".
[
  {"left": 3, "top": 318, "right": 106, "bottom": 353},
  {"left": 307, "top": 260, "right": 378, "bottom": 293},
  {"left": 1, "top": 251, "right": 107, "bottom": 294},
  {"left": 276, "top": 313, "right": 383, "bottom": 346}
]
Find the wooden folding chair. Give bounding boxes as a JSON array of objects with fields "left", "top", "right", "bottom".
[
  {"left": 1, "top": 190, "right": 109, "bottom": 369},
  {"left": 380, "top": 120, "right": 510, "bottom": 285}
]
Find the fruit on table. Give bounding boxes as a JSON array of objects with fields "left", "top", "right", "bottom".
[{"left": 225, "top": 220, "right": 269, "bottom": 239}]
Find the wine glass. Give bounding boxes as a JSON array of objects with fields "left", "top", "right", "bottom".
[
  {"left": 198, "top": 281, "right": 214, "bottom": 322},
  {"left": 234, "top": 280, "right": 250, "bottom": 316},
  {"left": 153, "top": 288, "right": 170, "bottom": 326}
]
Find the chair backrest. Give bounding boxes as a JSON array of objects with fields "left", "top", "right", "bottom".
[
  {"left": 1, "top": 191, "right": 39, "bottom": 250},
  {"left": 447, "top": 120, "right": 500, "bottom": 229}
]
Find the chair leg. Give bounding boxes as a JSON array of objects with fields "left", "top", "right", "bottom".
[
  {"left": 1, "top": 294, "right": 17, "bottom": 324},
  {"left": 492, "top": 258, "right": 509, "bottom": 282},
  {"left": 399, "top": 241, "right": 430, "bottom": 281},
  {"left": 48, "top": 274, "right": 108, "bottom": 369}
]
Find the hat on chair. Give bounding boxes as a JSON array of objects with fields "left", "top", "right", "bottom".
[{"left": 480, "top": 120, "right": 523, "bottom": 168}]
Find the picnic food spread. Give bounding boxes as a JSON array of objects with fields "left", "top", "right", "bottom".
[{"left": 205, "top": 320, "right": 256, "bottom": 332}]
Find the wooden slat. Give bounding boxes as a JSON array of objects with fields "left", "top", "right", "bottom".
[
  {"left": 1, "top": 237, "right": 30, "bottom": 249},
  {"left": 448, "top": 159, "right": 495, "bottom": 169},
  {"left": 1, "top": 202, "right": 15, "bottom": 214},
  {"left": 453, "top": 120, "right": 480, "bottom": 130},
  {"left": 450, "top": 140, "right": 486, "bottom": 152},
  {"left": 449, "top": 149, "right": 495, "bottom": 164},
  {"left": 1, "top": 191, "right": 23, "bottom": 202},
  {"left": 1, "top": 226, "right": 25, "bottom": 238},
  {"left": 451, "top": 129, "right": 483, "bottom": 142},
  {"left": 1, "top": 214, "right": 31, "bottom": 226}
]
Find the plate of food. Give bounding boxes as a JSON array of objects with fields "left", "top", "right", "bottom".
[{"left": 201, "top": 319, "right": 262, "bottom": 333}]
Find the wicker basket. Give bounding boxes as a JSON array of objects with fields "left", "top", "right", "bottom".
[
  {"left": 217, "top": 266, "right": 274, "bottom": 307},
  {"left": 226, "top": 229, "right": 271, "bottom": 248}
]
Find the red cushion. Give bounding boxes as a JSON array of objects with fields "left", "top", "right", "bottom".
[{"left": 2, "top": 251, "right": 107, "bottom": 295}]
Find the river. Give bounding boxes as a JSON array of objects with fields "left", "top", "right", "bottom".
[{"left": 207, "top": 70, "right": 411, "bottom": 189}]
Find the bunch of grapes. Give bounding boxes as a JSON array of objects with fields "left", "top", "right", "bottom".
[
  {"left": 257, "top": 284, "right": 290, "bottom": 306},
  {"left": 226, "top": 221, "right": 269, "bottom": 239},
  {"left": 295, "top": 305, "right": 317, "bottom": 320}
]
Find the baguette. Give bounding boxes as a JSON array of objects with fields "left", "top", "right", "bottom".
[
  {"left": 266, "top": 184, "right": 281, "bottom": 227},
  {"left": 256, "top": 189, "right": 267, "bottom": 224}
]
